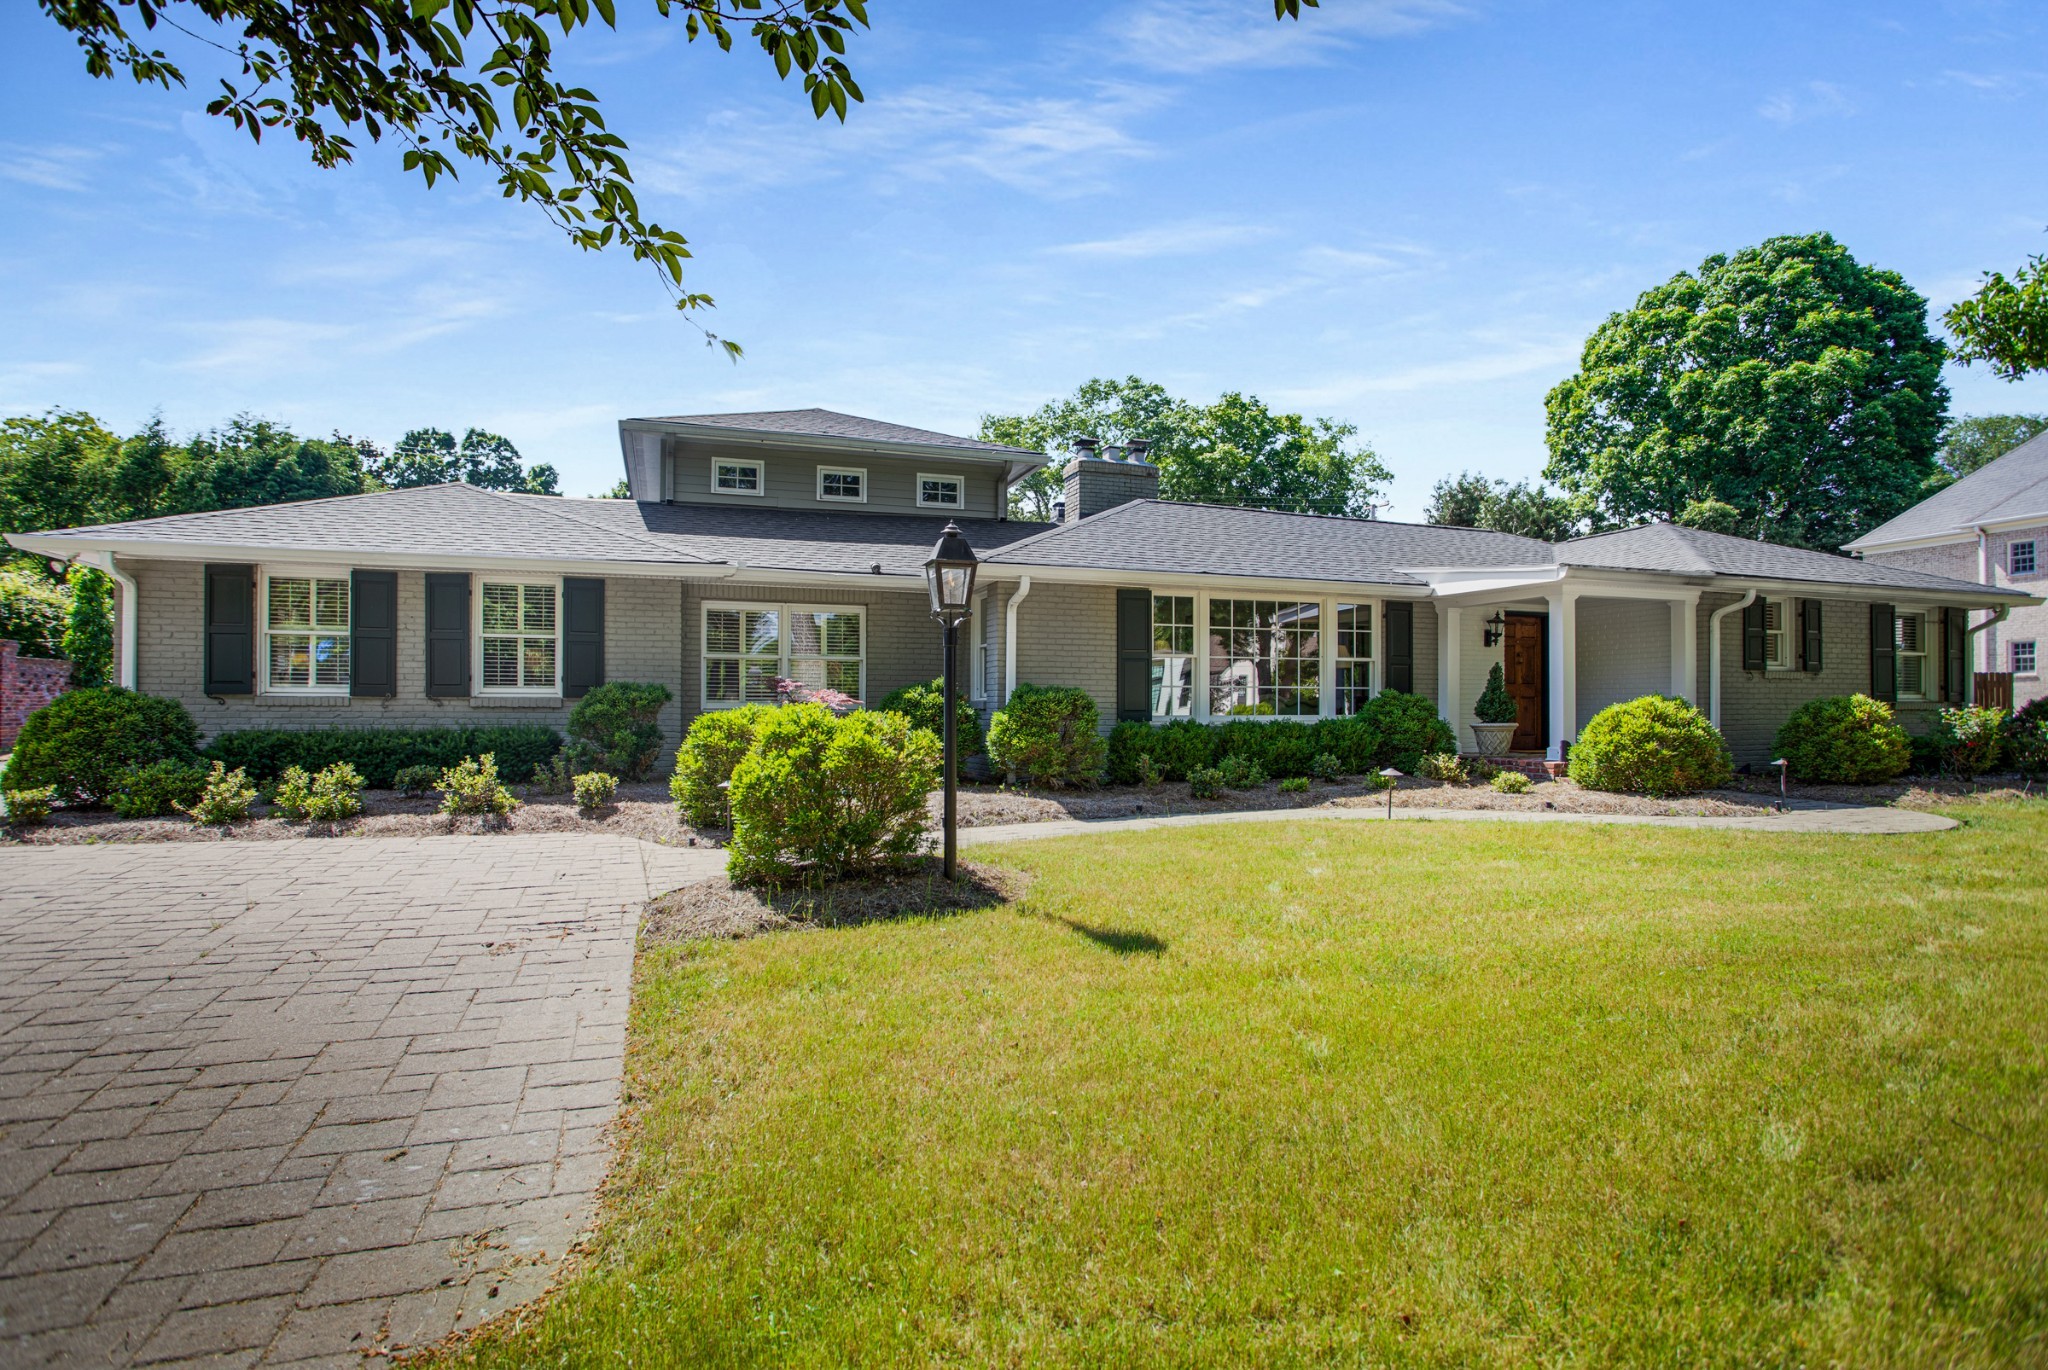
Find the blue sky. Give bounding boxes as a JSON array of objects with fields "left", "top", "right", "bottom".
[{"left": 4, "top": 0, "right": 2047, "bottom": 515}]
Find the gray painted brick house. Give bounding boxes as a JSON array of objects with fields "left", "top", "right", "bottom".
[{"left": 9, "top": 408, "right": 2036, "bottom": 771}]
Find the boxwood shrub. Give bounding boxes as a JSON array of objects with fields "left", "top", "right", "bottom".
[
  {"left": 986, "top": 684, "right": 1107, "bottom": 788},
  {"left": 1772, "top": 694, "right": 1911, "bottom": 784},
  {"left": 1355, "top": 690, "right": 1458, "bottom": 773},
  {"left": 201, "top": 725, "right": 562, "bottom": 790},
  {"left": 726, "top": 704, "right": 939, "bottom": 885},
  {"left": 877, "top": 678, "right": 984, "bottom": 758},
  {"left": 2, "top": 687, "right": 200, "bottom": 806},
  {"left": 670, "top": 704, "right": 772, "bottom": 828},
  {"left": 1102, "top": 691, "right": 1453, "bottom": 785},
  {"left": 564, "top": 682, "right": 672, "bottom": 780},
  {"left": 1568, "top": 695, "right": 1732, "bottom": 796}
]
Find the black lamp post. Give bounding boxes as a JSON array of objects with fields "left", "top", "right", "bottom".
[{"left": 924, "top": 521, "right": 979, "bottom": 879}]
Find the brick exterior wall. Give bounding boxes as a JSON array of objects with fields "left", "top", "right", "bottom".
[
  {"left": 1, "top": 640, "right": 71, "bottom": 750},
  {"left": 1862, "top": 530, "right": 2048, "bottom": 709},
  {"left": 1061, "top": 457, "right": 1160, "bottom": 522},
  {"left": 1575, "top": 597, "right": 1673, "bottom": 722}
]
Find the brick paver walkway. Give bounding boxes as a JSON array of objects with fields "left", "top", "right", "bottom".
[{"left": 0, "top": 834, "right": 720, "bottom": 1367}]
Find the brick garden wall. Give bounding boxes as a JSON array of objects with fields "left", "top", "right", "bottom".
[{"left": 1, "top": 640, "right": 71, "bottom": 750}]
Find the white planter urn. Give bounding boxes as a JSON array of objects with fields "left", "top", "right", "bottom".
[{"left": 1469, "top": 721, "right": 1518, "bottom": 757}]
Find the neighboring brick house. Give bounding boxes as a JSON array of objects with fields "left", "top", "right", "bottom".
[
  {"left": 1847, "top": 430, "right": 2048, "bottom": 710},
  {"left": 5, "top": 408, "right": 2036, "bottom": 772},
  {"left": 1, "top": 640, "right": 71, "bottom": 750}
]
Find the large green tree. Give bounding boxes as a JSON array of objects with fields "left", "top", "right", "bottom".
[
  {"left": 981, "top": 377, "right": 1388, "bottom": 522},
  {"left": 35, "top": 1, "right": 1323, "bottom": 348},
  {"left": 1944, "top": 241, "right": 2048, "bottom": 381},
  {"left": 1543, "top": 232, "right": 1949, "bottom": 550},
  {"left": 1424, "top": 471, "right": 1580, "bottom": 541},
  {"left": 373, "top": 426, "right": 559, "bottom": 493},
  {"left": 1936, "top": 413, "right": 2048, "bottom": 481}
]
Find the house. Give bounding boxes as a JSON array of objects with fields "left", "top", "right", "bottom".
[
  {"left": 1846, "top": 429, "right": 2048, "bottom": 711},
  {"left": 6, "top": 408, "right": 2035, "bottom": 773}
]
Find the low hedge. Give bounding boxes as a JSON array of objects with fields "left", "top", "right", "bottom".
[
  {"left": 1773, "top": 694, "right": 1911, "bottom": 784},
  {"left": 201, "top": 725, "right": 563, "bottom": 789},
  {"left": 2, "top": 687, "right": 201, "bottom": 806},
  {"left": 1103, "top": 691, "right": 1453, "bottom": 784},
  {"left": 1568, "top": 695, "right": 1731, "bottom": 796}
]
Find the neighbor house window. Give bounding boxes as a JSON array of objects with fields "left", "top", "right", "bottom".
[
  {"left": 1208, "top": 599, "right": 1320, "bottom": 717},
  {"left": 1895, "top": 611, "right": 1928, "bottom": 699},
  {"left": 2013, "top": 540, "right": 2037, "bottom": 576},
  {"left": 918, "top": 474, "right": 963, "bottom": 509},
  {"left": 1151, "top": 594, "right": 1195, "bottom": 719},
  {"left": 702, "top": 603, "right": 864, "bottom": 707},
  {"left": 479, "top": 581, "right": 558, "bottom": 691},
  {"left": 1762, "top": 598, "right": 1790, "bottom": 669},
  {"left": 714, "top": 461, "right": 763, "bottom": 495},
  {"left": 1333, "top": 603, "right": 1373, "bottom": 714},
  {"left": 2015, "top": 640, "right": 2038, "bottom": 676},
  {"left": 817, "top": 467, "right": 865, "bottom": 502},
  {"left": 264, "top": 573, "right": 349, "bottom": 692}
]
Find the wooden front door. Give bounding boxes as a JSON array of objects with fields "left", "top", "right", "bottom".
[{"left": 1503, "top": 613, "right": 1547, "bottom": 751}]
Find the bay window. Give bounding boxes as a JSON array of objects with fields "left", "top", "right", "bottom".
[
  {"left": 703, "top": 602, "right": 864, "bottom": 707},
  {"left": 264, "top": 573, "right": 350, "bottom": 692},
  {"left": 479, "top": 581, "right": 559, "bottom": 691}
]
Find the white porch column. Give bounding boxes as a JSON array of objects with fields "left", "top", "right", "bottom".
[
  {"left": 1546, "top": 587, "right": 1577, "bottom": 761},
  {"left": 1437, "top": 605, "right": 1463, "bottom": 745},
  {"left": 1670, "top": 595, "right": 1699, "bottom": 702}
]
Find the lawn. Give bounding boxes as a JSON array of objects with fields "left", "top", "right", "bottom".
[{"left": 438, "top": 807, "right": 2048, "bottom": 1367}]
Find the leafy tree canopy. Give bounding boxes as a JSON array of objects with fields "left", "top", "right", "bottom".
[
  {"left": 1423, "top": 471, "right": 1580, "bottom": 541},
  {"left": 981, "top": 376, "right": 1389, "bottom": 522},
  {"left": 1936, "top": 413, "right": 2048, "bottom": 481},
  {"left": 1944, "top": 243, "right": 2048, "bottom": 382},
  {"left": 373, "top": 427, "right": 558, "bottom": 493},
  {"left": 1543, "top": 232, "right": 1949, "bottom": 550}
]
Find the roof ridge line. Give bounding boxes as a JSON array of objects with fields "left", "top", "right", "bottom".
[{"left": 470, "top": 486, "right": 714, "bottom": 563}]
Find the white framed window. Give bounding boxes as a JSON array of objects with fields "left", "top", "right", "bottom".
[
  {"left": 713, "top": 460, "right": 764, "bottom": 496},
  {"left": 702, "top": 602, "right": 864, "bottom": 708},
  {"left": 262, "top": 571, "right": 350, "bottom": 693},
  {"left": 917, "top": 473, "right": 964, "bottom": 510},
  {"left": 1762, "top": 598, "right": 1792, "bottom": 670},
  {"left": 1895, "top": 610, "right": 1929, "bottom": 699},
  {"left": 2012, "top": 540, "right": 2037, "bottom": 576},
  {"left": 1151, "top": 594, "right": 1195, "bottom": 719},
  {"left": 970, "top": 594, "right": 988, "bottom": 703},
  {"left": 817, "top": 466, "right": 866, "bottom": 503},
  {"left": 1208, "top": 598, "right": 1321, "bottom": 717},
  {"left": 2014, "top": 640, "right": 2038, "bottom": 676},
  {"left": 1333, "top": 603, "right": 1373, "bottom": 715},
  {"left": 478, "top": 580, "right": 559, "bottom": 692}
]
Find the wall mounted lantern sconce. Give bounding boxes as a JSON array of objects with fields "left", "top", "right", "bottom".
[{"left": 1482, "top": 611, "right": 1507, "bottom": 648}]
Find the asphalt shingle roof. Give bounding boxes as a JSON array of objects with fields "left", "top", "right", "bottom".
[
  {"left": 1844, "top": 429, "right": 2048, "bottom": 549},
  {"left": 1559, "top": 521, "right": 2001, "bottom": 594},
  {"left": 631, "top": 408, "right": 1042, "bottom": 460}
]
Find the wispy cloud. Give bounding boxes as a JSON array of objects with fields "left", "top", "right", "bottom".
[
  {"left": 1939, "top": 68, "right": 2044, "bottom": 96},
  {"left": 1284, "top": 336, "right": 1582, "bottom": 405},
  {"left": 1109, "top": 0, "right": 1466, "bottom": 74},
  {"left": 0, "top": 144, "right": 109, "bottom": 193},
  {"left": 1046, "top": 221, "right": 1274, "bottom": 259},
  {"left": 1758, "top": 80, "right": 1854, "bottom": 125}
]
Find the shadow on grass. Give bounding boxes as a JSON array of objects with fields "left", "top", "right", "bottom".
[
  {"left": 1056, "top": 918, "right": 1167, "bottom": 956},
  {"left": 643, "top": 859, "right": 1027, "bottom": 943}
]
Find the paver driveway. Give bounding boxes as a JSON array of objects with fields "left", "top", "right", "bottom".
[{"left": 0, "top": 834, "right": 720, "bottom": 1367}]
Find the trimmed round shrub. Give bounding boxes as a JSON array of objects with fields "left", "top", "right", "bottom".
[
  {"left": 573, "top": 771, "right": 619, "bottom": 812},
  {"left": 986, "top": 684, "right": 1107, "bottom": 788},
  {"left": 1773, "top": 694, "right": 1911, "bottom": 784},
  {"left": 877, "top": 678, "right": 984, "bottom": 758},
  {"left": 671, "top": 704, "right": 772, "bottom": 828},
  {"left": 3, "top": 688, "right": 199, "bottom": 806},
  {"left": 565, "top": 682, "right": 672, "bottom": 781},
  {"left": 1568, "top": 695, "right": 1732, "bottom": 796},
  {"left": 1356, "top": 690, "right": 1458, "bottom": 773},
  {"left": 726, "top": 703, "right": 940, "bottom": 885},
  {"left": 1187, "top": 766, "right": 1224, "bottom": 800}
]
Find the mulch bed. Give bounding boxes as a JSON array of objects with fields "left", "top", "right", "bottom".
[{"left": 639, "top": 859, "right": 1027, "bottom": 944}]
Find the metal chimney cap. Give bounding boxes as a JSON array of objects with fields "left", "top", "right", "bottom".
[
  {"left": 1125, "top": 437, "right": 1151, "bottom": 462},
  {"left": 1069, "top": 434, "right": 1100, "bottom": 455}
]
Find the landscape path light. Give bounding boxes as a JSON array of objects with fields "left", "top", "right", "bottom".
[{"left": 1379, "top": 766, "right": 1403, "bottom": 820}]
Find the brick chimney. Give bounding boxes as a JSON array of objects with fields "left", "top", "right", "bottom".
[{"left": 1061, "top": 436, "right": 1159, "bottom": 522}]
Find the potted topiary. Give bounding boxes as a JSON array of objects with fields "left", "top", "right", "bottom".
[{"left": 1471, "top": 663, "right": 1519, "bottom": 757}]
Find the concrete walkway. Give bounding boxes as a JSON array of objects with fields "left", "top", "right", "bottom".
[
  {"left": 0, "top": 834, "right": 721, "bottom": 1368},
  {"left": 960, "top": 798, "right": 1956, "bottom": 846}
]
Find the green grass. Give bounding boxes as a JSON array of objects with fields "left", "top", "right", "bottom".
[{"left": 439, "top": 807, "right": 2048, "bottom": 1367}]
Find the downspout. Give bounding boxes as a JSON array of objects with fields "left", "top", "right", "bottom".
[
  {"left": 88, "top": 551, "right": 139, "bottom": 690},
  {"left": 1003, "top": 575, "right": 1031, "bottom": 704},
  {"left": 1965, "top": 605, "right": 2010, "bottom": 700},
  {"left": 1706, "top": 589, "right": 1757, "bottom": 731},
  {"left": 1977, "top": 527, "right": 1996, "bottom": 673}
]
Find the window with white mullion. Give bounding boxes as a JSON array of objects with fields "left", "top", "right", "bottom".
[
  {"left": 1207, "top": 597, "right": 1321, "bottom": 718},
  {"left": 264, "top": 572, "right": 350, "bottom": 692},
  {"left": 479, "top": 581, "right": 559, "bottom": 692},
  {"left": 1333, "top": 601, "right": 1374, "bottom": 715},
  {"left": 1762, "top": 598, "right": 1790, "bottom": 670},
  {"left": 701, "top": 603, "right": 865, "bottom": 708},
  {"left": 1150, "top": 593, "right": 1196, "bottom": 720},
  {"left": 1894, "top": 611, "right": 1930, "bottom": 699},
  {"left": 786, "top": 607, "right": 864, "bottom": 698}
]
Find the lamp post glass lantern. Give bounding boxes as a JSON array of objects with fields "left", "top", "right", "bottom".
[{"left": 924, "top": 522, "right": 979, "bottom": 879}]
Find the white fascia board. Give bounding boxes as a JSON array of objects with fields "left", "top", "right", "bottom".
[
  {"left": 1718, "top": 575, "right": 2038, "bottom": 607},
  {"left": 974, "top": 562, "right": 1431, "bottom": 598},
  {"left": 5, "top": 533, "right": 724, "bottom": 582},
  {"left": 620, "top": 418, "right": 1045, "bottom": 474},
  {"left": 1847, "top": 512, "right": 2048, "bottom": 553}
]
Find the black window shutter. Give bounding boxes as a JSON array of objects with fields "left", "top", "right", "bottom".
[
  {"left": 1944, "top": 607, "right": 1967, "bottom": 702},
  {"left": 1800, "top": 599, "right": 1823, "bottom": 674},
  {"left": 349, "top": 570, "right": 398, "bottom": 697},
  {"left": 424, "top": 573, "right": 470, "bottom": 698},
  {"left": 1384, "top": 601, "right": 1414, "bottom": 694},
  {"left": 1869, "top": 602, "right": 1896, "bottom": 703},
  {"left": 563, "top": 577, "right": 606, "bottom": 699},
  {"left": 203, "top": 564, "right": 255, "bottom": 695},
  {"left": 1114, "top": 588, "right": 1152, "bottom": 722},
  {"left": 1741, "top": 598, "right": 1767, "bottom": 671}
]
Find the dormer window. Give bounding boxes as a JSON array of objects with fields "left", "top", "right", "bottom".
[
  {"left": 714, "top": 461, "right": 763, "bottom": 495},
  {"left": 918, "top": 474, "right": 963, "bottom": 510},
  {"left": 817, "top": 467, "right": 866, "bottom": 503}
]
